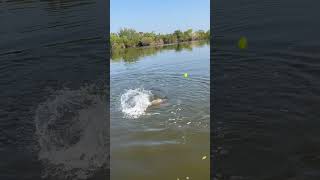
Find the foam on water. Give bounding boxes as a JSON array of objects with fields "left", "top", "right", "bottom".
[
  {"left": 120, "top": 88, "right": 152, "bottom": 119},
  {"left": 34, "top": 86, "right": 108, "bottom": 179}
]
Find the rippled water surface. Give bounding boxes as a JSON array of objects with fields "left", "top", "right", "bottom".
[
  {"left": 111, "top": 42, "right": 210, "bottom": 180},
  {"left": 213, "top": 0, "right": 320, "bottom": 179},
  {"left": 0, "top": 0, "right": 108, "bottom": 179}
]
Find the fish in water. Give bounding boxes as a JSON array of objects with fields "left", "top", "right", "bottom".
[
  {"left": 149, "top": 95, "right": 168, "bottom": 106},
  {"left": 150, "top": 98, "right": 166, "bottom": 106}
]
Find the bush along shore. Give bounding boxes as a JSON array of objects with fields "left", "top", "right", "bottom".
[{"left": 110, "top": 28, "right": 210, "bottom": 49}]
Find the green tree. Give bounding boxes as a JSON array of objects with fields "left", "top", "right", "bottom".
[
  {"left": 173, "top": 30, "right": 183, "bottom": 42},
  {"left": 184, "top": 29, "right": 193, "bottom": 41},
  {"left": 140, "top": 36, "right": 154, "bottom": 46},
  {"left": 118, "top": 28, "right": 140, "bottom": 48},
  {"left": 110, "top": 28, "right": 210, "bottom": 50}
]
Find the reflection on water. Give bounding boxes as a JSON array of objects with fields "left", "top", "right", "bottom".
[
  {"left": 111, "top": 40, "right": 209, "bottom": 62},
  {"left": 111, "top": 42, "right": 210, "bottom": 180}
]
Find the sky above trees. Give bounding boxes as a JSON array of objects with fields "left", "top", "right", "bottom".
[{"left": 111, "top": 0, "right": 210, "bottom": 33}]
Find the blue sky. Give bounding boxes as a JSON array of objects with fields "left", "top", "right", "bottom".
[{"left": 111, "top": 0, "right": 210, "bottom": 33}]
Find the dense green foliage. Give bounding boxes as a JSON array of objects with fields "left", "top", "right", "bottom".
[{"left": 111, "top": 28, "right": 210, "bottom": 49}]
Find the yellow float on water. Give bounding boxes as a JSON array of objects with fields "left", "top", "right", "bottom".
[{"left": 238, "top": 36, "right": 248, "bottom": 49}]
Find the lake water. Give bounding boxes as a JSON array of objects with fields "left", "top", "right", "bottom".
[
  {"left": 0, "top": 0, "right": 108, "bottom": 179},
  {"left": 213, "top": 0, "right": 320, "bottom": 179},
  {"left": 110, "top": 42, "right": 210, "bottom": 180}
]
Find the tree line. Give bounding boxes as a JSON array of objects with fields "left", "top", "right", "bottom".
[{"left": 110, "top": 28, "right": 210, "bottom": 49}]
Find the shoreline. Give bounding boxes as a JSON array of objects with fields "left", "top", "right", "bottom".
[{"left": 111, "top": 39, "right": 209, "bottom": 51}]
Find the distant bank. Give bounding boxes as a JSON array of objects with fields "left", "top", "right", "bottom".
[{"left": 111, "top": 28, "right": 210, "bottom": 50}]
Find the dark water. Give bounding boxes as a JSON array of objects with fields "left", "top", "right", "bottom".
[
  {"left": 111, "top": 42, "right": 210, "bottom": 180},
  {"left": 0, "top": 0, "right": 108, "bottom": 179},
  {"left": 213, "top": 0, "right": 320, "bottom": 179}
]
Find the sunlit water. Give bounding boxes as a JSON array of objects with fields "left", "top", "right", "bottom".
[{"left": 111, "top": 42, "right": 210, "bottom": 180}]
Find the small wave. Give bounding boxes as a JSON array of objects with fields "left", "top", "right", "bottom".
[{"left": 120, "top": 88, "right": 152, "bottom": 119}]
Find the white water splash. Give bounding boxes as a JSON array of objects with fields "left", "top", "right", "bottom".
[
  {"left": 34, "top": 86, "right": 108, "bottom": 179},
  {"left": 120, "top": 88, "right": 152, "bottom": 119}
]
